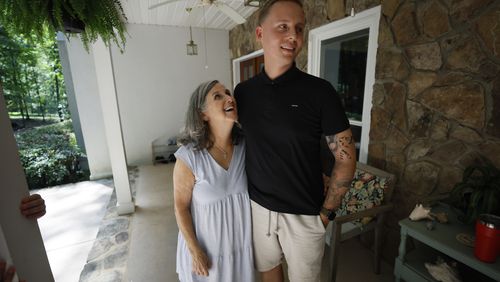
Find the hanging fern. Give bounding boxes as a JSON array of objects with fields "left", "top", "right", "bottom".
[{"left": 0, "top": 0, "right": 127, "bottom": 51}]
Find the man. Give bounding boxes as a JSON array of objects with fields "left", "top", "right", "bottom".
[{"left": 234, "top": 0, "right": 356, "bottom": 281}]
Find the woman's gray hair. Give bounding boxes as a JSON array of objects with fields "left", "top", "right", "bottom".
[{"left": 178, "top": 80, "right": 241, "bottom": 149}]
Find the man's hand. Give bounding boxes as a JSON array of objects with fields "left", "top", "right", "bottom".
[
  {"left": 20, "top": 194, "right": 46, "bottom": 219},
  {"left": 320, "top": 214, "right": 329, "bottom": 228}
]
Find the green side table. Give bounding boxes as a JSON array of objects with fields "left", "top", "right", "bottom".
[{"left": 394, "top": 204, "right": 500, "bottom": 281}]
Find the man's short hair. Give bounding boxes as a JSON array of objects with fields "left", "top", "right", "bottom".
[{"left": 258, "top": 0, "right": 304, "bottom": 25}]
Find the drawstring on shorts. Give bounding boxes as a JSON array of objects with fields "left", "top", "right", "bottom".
[
  {"left": 266, "top": 210, "right": 280, "bottom": 237},
  {"left": 276, "top": 212, "right": 280, "bottom": 232},
  {"left": 266, "top": 210, "right": 271, "bottom": 237}
]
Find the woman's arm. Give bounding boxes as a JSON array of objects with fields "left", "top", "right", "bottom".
[{"left": 173, "top": 159, "right": 211, "bottom": 276}]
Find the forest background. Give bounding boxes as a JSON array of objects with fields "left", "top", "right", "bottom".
[{"left": 0, "top": 27, "right": 88, "bottom": 189}]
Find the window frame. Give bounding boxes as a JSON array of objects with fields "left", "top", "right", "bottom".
[
  {"left": 307, "top": 5, "right": 381, "bottom": 163},
  {"left": 232, "top": 49, "right": 264, "bottom": 88}
]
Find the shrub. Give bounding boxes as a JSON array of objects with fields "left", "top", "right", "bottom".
[{"left": 15, "top": 121, "right": 89, "bottom": 189}]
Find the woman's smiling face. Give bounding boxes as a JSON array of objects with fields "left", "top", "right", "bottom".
[{"left": 202, "top": 83, "right": 237, "bottom": 124}]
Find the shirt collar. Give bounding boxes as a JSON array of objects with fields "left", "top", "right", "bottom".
[{"left": 259, "top": 63, "right": 300, "bottom": 85}]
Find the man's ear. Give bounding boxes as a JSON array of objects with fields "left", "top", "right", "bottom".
[{"left": 256, "top": 26, "right": 263, "bottom": 42}]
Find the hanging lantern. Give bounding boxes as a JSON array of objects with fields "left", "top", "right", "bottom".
[{"left": 186, "top": 26, "right": 198, "bottom": 56}]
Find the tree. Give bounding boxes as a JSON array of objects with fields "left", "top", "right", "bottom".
[{"left": 0, "top": 27, "right": 67, "bottom": 122}]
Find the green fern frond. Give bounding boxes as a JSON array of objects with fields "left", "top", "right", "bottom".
[{"left": 0, "top": 0, "right": 126, "bottom": 52}]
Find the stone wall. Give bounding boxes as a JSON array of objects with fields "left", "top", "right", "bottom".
[
  {"left": 229, "top": 0, "right": 500, "bottom": 262},
  {"left": 371, "top": 0, "right": 500, "bottom": 260}
]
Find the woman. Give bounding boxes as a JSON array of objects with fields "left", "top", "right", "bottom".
[{"left": 173, "top": 80, "right": 254, "bottom": 282}]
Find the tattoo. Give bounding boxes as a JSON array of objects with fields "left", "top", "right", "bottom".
[
  {"left": 324, "top": 172, "right": 350, "bottom": 209},
  {"left": 325, "top": 135, "right": 354, "bottom": 161},
  {"left": 334, "top": 179, "right": 351, "bottom": 189}
]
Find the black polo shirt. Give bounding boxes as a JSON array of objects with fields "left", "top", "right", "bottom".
[{"left": 235, "top": 64, "right": 350, "bottom": 215}]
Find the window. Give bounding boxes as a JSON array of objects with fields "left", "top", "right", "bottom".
[
  {"left": 239, "top": 54, "right": 264, "bottom": 82},
  {"left": 308, "top": 6, "right": 381, "bottom": 163}
]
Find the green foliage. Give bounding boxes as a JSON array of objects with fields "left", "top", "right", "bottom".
[
  {"left": 15, "top": 121, "right": 88, "bottom": 189},
  {"left": 449, "top": 160, "right": 500, "bottom": 224},
  {"left": 0, "top": 0, "right": 127, "bottom": 51},
  {"left": 0, "top": 27, "right": 68, "bottom": 120}
]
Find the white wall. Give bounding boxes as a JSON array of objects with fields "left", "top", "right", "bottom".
[
  {"left": 110, "top": 24, "right": 231, "bottom": 165},
  {"left": 65, "top": 23, "right": 231, "bottom": 171}
]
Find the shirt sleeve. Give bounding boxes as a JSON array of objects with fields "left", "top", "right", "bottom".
[
  {"left": 321, "top": 82, "right": 350, "bottom": 136},
  {"left": 174, "top": 145, "right": 196, "bottom": 173}
]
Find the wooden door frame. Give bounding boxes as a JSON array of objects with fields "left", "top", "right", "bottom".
[{"left": 232, "top": 49, "right": 264, "bottom": 88}]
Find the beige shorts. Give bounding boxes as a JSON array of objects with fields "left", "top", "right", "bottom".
[{"left": 251, "top": 200, "right": 326, "bottom": 282}]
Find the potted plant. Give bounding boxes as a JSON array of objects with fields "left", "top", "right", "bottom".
[
  {"left": 448, "top": 159, "right": 500, "bottom": 224},
  {"left": 0, "top": 0, "right": 127, "bottom": 51}
]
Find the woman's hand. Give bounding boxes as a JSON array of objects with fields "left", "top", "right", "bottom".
[
  {"left": 0, "top": 260, "right": 26, "bottom": 282},
  {"left": 0, "top": 260, "right": 15, "bottom": 282},
  {"left": 191, "top": 247, "right": 211, "bottom": 277},
  {"left": 19, "top": 194, "right": 46, "bottom": 219}
]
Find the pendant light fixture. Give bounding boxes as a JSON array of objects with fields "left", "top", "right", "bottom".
[{"left": 186, "top": 26, "right": 198, "bottom": 56}]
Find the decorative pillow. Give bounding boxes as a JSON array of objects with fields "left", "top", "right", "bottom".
[{"left": 336, "top": 169, "right": 389, "bottom": 224}]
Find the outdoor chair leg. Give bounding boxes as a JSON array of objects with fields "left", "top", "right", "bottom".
[
  {"left": 329, "top": 221, "right": 342, "bottom": 282},
  {"left": 374, "top": 213, "right": 385, "bottom": 274}
]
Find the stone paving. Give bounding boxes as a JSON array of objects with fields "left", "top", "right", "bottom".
[{"left": 79, "top": 168, "right": 138, "bottom": 282}]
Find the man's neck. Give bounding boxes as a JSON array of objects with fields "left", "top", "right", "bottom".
[{"left": 264, "top": 61, "right": 294, "bottom": 80}]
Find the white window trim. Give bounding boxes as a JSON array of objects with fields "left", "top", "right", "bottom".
[
  {"left": 307, "top": 5, "right": 381, "bottom": 164},
  {"left": 232, "top": 49, "right": 264, "bottom": 88}
]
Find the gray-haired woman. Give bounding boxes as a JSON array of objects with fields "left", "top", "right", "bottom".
[{"left": 173, "top": 80, "right": 254, "bottom": 282}]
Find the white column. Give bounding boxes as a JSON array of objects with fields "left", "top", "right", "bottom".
[
  {"left": 0, "top": 88, "right": 53, "bottom": 281},
  {"left": 56, "top": 32, "right": 87, "bottom": 167},
  {"left": 91, "top": 39, "right": 135, "bottom": 215}
]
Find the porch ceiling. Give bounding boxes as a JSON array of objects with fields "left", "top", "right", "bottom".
[{"left": 122, "top": 0, "right": 258, "bottom": 30}]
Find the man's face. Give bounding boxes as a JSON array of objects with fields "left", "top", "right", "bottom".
[{"left": 256, "top": 1, "right": 305, "bottom": 66}]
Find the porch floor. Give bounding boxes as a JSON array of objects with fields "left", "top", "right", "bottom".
[
  {"left": 36, "top": 163, "right": 395, "bottom": 281},
  {"left": 34, "top": 179, "right": 114, "bottom": 282},
  {"left": 126, "top": 163, "right": 395, "bottom": 282}
]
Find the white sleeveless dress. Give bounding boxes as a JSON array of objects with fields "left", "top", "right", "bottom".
[{"left": 174, "top": 142, "right": 254, "bottom": 282}]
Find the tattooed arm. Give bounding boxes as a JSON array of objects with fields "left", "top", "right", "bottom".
[{"left": 320, "top": 128, "right": 356, "bottom": 225}]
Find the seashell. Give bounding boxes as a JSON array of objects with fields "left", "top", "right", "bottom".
[
  {"left": 409, "top": 204, "right": 433, "bottom": 221},
  {"left": 424, "top": 257, "right": 461, "bottom": 282}
]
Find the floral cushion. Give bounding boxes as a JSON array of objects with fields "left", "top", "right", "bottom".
[{"left": 336, "top": 169, "right": 389, "bottom": 224}]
